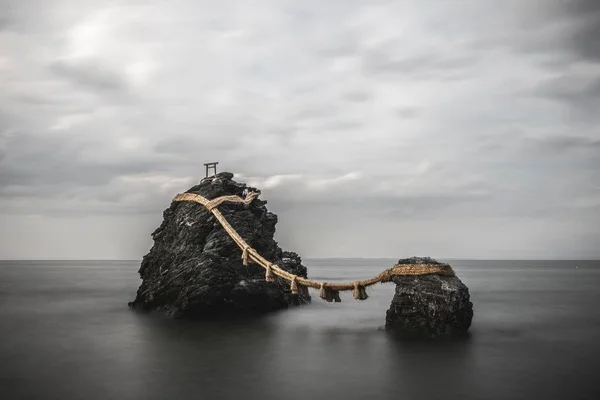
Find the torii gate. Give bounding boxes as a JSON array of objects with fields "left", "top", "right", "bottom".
[{"left": 204, "top": 162, "right": 218, "bottom": 178}]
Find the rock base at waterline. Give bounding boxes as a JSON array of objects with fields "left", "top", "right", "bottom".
[{"left": 385, "top": 257, "right": 473, "bottom": 338}]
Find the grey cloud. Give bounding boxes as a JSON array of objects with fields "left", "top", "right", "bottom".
[
  {"left": 0, "top": 15, "right": 12, "bottom": 31},
  {"left": 153, "top": 137, "right": 196, "bottom": 155},
  {"left": 360, "top": 192, "right": 492, "bottom": 219},
  {"left": 10, "top": 94, "right": 68, "bottom": 106},
  {"left": 535, "top": 75, "right": 600, "bottom": 101},
  {"left": 0, "top": 0, "right": 20, "bottom": 31},
  {"left": 357, "top": 181, "right": 597, "bottom": 221},
  {"left": 323, "top": 121, "right": 363, "bottom": 131},
  {"left": 531, "top": 74, "right": 600, "bottom": 120},
  {"left": 270, "top": 182, "right": 581, "bottom": 229},
  {"left": 562, "top": 0, "right": 600, "bottom": 61},
  {"left": 0, "top": 195, "right": 171, "bottom": 217},
  {"left": 154, "top": 136, "right": 220, "bottom": 155},
  {"left": 396, "top": 107, "right": 419, "bottom": 119},
  {"left": 342, "top": 90, "right": 371, "bottom": 103},
  {"left": 291, "top": 105, "right": 338, "bottom": 121},
  {"left": 529, "top": 135, "right": 600, "bottom": 153},
  {"left": 477, "top": 131, "right": 600, "bottom": 156},
  {"left": 504, "top": 0, "right": 600, "bottom": 64},
  {"left": 0, "top": 133, "right": 174, "bottom": 195},
  {"left": 152, "top": 121, "right": 263, "bottom": 155},
  {"left": 7, "top": 92, "right": 90, "bottom": 110},
  {"left": 153, "top": 137, "right": 272, "bottom": 178},
  {"left": 255, "top": 169, "right": 592, "bottom": 222},
  {"left": 361, "top": 50, "right": 475, "bottom": 81},
  {"left": 454, "top": 1, "right": 599, "bottom": 68},
  {"left": 49, "top": 60, "right": 128, "bottom": 93},
  {"left": 317, "top": 41, "right": 361, "bottom": 59}
]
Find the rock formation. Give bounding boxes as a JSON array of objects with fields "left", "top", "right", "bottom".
[
  {"left": 385, "top": 257, "right": 473, "bottom": 338},
  {"left": 128, "top": 172, "right": 310, "bottom": 317}
]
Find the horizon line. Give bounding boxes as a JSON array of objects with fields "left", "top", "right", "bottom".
[{"left": 1, "top": 258, "right": 599, "bottom": 262}]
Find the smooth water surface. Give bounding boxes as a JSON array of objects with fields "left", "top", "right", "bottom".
[{"left": 1, "top": 259, "right": 599, "bottom": 400}]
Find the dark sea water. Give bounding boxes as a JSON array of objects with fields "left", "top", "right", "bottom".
[{"left": 1, "top": 259, "right": 600, "bottom": 400}]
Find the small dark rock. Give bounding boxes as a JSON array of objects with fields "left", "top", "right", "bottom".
[
  {"left": 385, "top": 257, "right": 473, "bottom": 338},
  {"left": 129, "top": 172, "right": 311, "bottom": 317}
]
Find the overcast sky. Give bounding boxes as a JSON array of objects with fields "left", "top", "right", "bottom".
[{"left": 1, "top": 0, "right": 599, "bottom": 260}]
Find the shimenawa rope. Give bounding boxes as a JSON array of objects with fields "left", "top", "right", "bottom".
[{"left": 172, "top": 191, "right": 455, "bottom": 302}]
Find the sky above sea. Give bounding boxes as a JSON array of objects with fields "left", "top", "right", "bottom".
[{"left": 0, "top": 0, "right": 599, "bottom": 260}]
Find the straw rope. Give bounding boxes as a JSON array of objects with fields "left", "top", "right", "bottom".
[{"left": 173, "top": 191, "right": 455, "bottom": 302}]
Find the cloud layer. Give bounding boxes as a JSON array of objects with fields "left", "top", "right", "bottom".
[{"left": 1, "top": 0, "right": 599, "bottom": 259}]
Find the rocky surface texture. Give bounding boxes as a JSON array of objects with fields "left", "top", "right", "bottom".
[
  {"left": 385, "top": 257, "right": 473, "bottom": 338},
  {"left": 129, "top": 172, "right": 310, "bottom": 317}
]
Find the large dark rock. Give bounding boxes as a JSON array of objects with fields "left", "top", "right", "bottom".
[
  {"left": 129, "top": 172, "right": 310, "bottom": 318},
  {"left": 385, "top": 257, "right": 473, "bottom": 338}
]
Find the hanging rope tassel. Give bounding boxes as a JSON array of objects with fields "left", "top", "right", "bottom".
[
  {"left": 332, "top": 290, "right": 342, "bottom": 303},
  {"left": 360, "top": 286, "right": 369, "bottom": 300},
  {"left": 241, "top": 246, "right": 250, "bottom": 266},
  {"left": 298, "top": 284, "right": 309, "bottom": 297},
  {"left": 353, "top": 282, "right": 369, "bottom": 300},
  {"left": 319, "top": 283, "right": 327, "bottom": 299},
  {"left": 319, "top": 283, "right": 333, "bottom": 302},
  {"left": 353, "top": 282, "right": 360, "bottom": 299},
  {"left": 290, "top": 276, "right": 299, "bottom": 295},
  {"left": 265, "top": 264, "right": 275, "bottom": 282},
  {"left": 304, "top": 285, "right": 311, "bottom": 297}
]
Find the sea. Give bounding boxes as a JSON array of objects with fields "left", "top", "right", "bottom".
[{"left": 1, "top": 259, "right": 599, "bottom": 400}]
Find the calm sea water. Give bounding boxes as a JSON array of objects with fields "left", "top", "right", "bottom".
[{"left": 1, "top": 259, "right": 599, "bottom": 400}]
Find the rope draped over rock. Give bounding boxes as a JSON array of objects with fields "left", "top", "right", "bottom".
[{"left": 172, "top": 191, "right": 456, "bottom": 303}]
